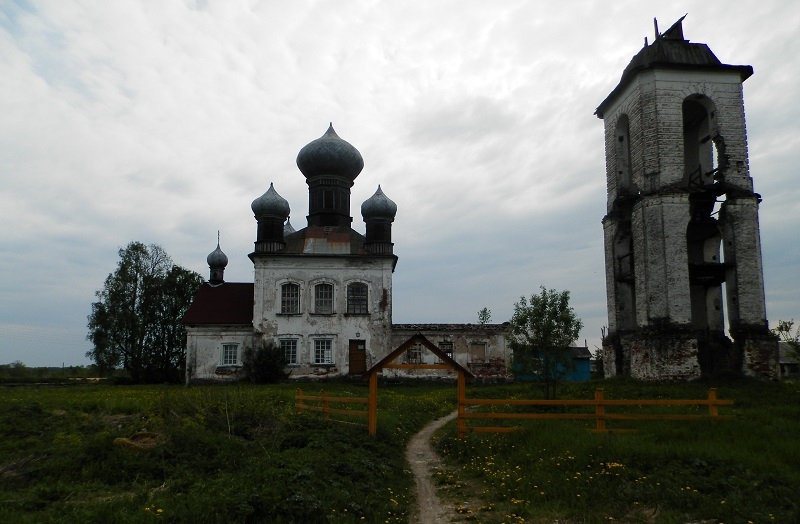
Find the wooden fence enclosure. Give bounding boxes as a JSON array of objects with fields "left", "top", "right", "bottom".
[
  {"left": 296, "top": 384, "right": 734, "bottom": 438},
  {"left": 457, "top": 388, "right": 734, "bottom": 437}
]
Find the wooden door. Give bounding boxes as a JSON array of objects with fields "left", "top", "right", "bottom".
[{"left": 348, "top": 340, "right": 366, "bottom": 374}]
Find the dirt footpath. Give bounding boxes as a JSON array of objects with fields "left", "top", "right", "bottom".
[{"left": 405, "top": 410, "right": 459, "bottom": 524}]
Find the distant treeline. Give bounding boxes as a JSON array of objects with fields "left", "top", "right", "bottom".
[{"left": 0, "top": 362, "right": 115, "bottom": 383}]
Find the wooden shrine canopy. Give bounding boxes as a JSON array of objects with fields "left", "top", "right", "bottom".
[{"left": 362, "top": 333, "right": 474, "bottom": 435}]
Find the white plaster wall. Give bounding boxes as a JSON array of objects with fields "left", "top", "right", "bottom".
[
  {"left": 185, "top": 326, "right": 253, "bottom": 383},
  {"left": 252, "top": 254, "right": 395, "bottom": 375},
  {"left": 390, "top": 328, "right": 509, "bottom": 369}
]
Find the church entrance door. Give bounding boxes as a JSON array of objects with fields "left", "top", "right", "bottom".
[{"left": 348, "top": 340, "right": 366, "bottom": 374}]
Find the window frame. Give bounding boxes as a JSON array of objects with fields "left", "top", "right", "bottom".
[
  {"left": 221, "top": 343, "right": 239, "bottom": 366},
  {"left": 279, "top": 338, "right": 299, "bottom": 366},
  {"left": 280, "top": 282, "right": 301, "bottom": 315},
  {"left": 313, "top": 338, "right": 334, "bottom": 365},
  {"left": 346, "top": 282, "right": 369, "bottom": 315},
  {"left": 314, "top": 283, "right": 334, "bottom": 315}
]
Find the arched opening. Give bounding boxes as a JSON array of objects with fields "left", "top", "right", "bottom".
[
  {"left": 615, "top": 114, "right": 633, "bottom": 194},
  {"left": 613, "top": 225, "right": 636, "bottom": 331},
  {"left": 684, "top": 95, "right": 733, "bottom": 373}
]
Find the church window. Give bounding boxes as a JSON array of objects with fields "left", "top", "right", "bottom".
[
  {"left": 313, "top": 339, "right": 333, "bottom": 365},
  {"left": 280, "top": 339, "right": 298, "bottom": 365},
  {"left": 404, "top": 343, "right": 423, "bottom": 364},
  {"left": 346, "top": 282, "right": 368, "bottom": 314},
  {"left": 221, "top": 343, "right": 239, "bottom": 366},
  {"left": 314, "top": 283, "right": 334, "bottom": 314},
  {"left": 281, "top": 283, "right": 300, "bottom": 314},
  {"left": 439, "top": 341, "right": 454, "bottom": 360}
]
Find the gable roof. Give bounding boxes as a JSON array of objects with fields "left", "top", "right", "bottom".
[
  {"left": 182, "top": 282, "right": 254, "bottom": 325},
  {"left": 364, "top": 333, "right": 475, "bottom": 379}
]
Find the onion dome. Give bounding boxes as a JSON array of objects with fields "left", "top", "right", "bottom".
[
  {"left": 283, "top": 217, "right": 296, "bottom": 235},
  {"left": 361, "top": 185, "right": 397, "bottom": 221},
  {"left": 207, "top": 242, "right": 228, "bottom": 268},
  {"left": 251, "top": 183, "right": 290, "bottom": 218},
  {"left": 207, "top": 238, "right": 228, "bottom": 285},
  {"left": 296, "top": 124, "right": 364, "bottom": 181}
]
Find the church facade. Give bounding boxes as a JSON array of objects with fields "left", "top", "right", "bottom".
[{"left": 183, "top": 125, "right": 510, "bottom": 383}]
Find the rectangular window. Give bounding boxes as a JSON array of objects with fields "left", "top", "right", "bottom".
[
  {"left": 221, "top": 343, "right": 239, "bottom": 365},
  {"left": 439, "top": 341, "right": 454, "bottom": 360},
  {"left": 313, "top": 339, "right": 333, "bottom": 365},
  {"left": 280, "top": 339, "right": 298, "bottom": 365},
  {"left": 406, "top": 343, "right": 423, "bottom": 364},
  {"left": 281, "top": 283, "right": 300, "bottom": 314},
  {"left": 315, "top": 283, "right": 334, "bottom": 314},
  {"left": 347, "top": 283, "right": 368, "bottom": 314}
]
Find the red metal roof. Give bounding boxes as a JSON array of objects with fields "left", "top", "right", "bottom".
[{"left": 182, "top": 282, "right": 254, "bottom": 325}]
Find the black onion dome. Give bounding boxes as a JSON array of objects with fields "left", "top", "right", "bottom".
[
  {"left": 296, "top": 124, "right": 364, "bottom": 181},
  {"left": 361, "top": 185, "right": 397, "bottom": 220},
  {"left": 251, "top": 182, "right": 290, "bottom": 218},
  {"left": 207, "top": 243, "right": 228, "bottom": 268}
]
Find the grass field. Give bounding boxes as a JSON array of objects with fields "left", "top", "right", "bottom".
[
  {"left": 434, "top": 378, "right": 800, "bottom": 523},
  {"left": 1, "top": 378, "right": 798, "bottom": 523}
]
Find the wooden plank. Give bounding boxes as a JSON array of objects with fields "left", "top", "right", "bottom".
[
  {"left": 296, "top": 395, "right": 368, "bottom": 404},
  {"left": 468, "top": 427, "right": 521, "bottom": 433}
]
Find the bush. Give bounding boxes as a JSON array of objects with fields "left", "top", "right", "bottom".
[{"left": 242, "top": 342, "right": 288, "bottom": 384}]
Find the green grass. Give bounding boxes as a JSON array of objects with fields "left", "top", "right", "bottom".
[
  {"left": 434, "top": 378, "right": 800, "bottom": 523},
  {"left": 2, "top": 378, "right": 799, "bottom": 523},
  {"left": 0, "top": 381, "right": 455, "bottom": 523}
]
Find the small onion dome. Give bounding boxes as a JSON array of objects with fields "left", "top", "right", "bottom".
[
  {"left": 251, "top": 182, "right": 290, "bottom": 218},
  {"left": 296, "top": 123, "right": 364, "bottom": 181},
  {"left": 283, "top": 217, "right": 296, "bottom": 235},
  {"left": 361, "top": 185, "right": 397, "bottom": 220},
  {"left": 207, "top": 242, "right": 228, "bottom": 268}
]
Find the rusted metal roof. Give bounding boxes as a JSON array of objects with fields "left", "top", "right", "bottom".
[
  {"left": 182, "top": 282, "right": 253, "bottom": 325},
  {"left": 279, "top": 225, "right": 371, "bottom": 255}
]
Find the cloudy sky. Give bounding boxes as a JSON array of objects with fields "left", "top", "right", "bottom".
[{"left": 2, "top": 0, "right": 798, "bottom": 367}]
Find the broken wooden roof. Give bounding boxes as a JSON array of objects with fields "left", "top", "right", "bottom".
[{"left": 596, "top": 17, "right": 753, "bottom": 118}]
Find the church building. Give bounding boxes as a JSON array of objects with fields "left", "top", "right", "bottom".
[{"left": 183, "top": 125, "right": 510, "bottom": 382}]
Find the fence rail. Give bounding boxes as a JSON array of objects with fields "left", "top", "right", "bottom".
[
  {"left": 295, "top": 389, "right": 370, "bottom": 426},
  {"left": 457, "top": 388, "right": 733, "bottom": 437}
]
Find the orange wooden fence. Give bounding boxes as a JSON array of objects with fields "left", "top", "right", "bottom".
[
  {"left": 457, "top": 388, "right": 733, "bottom": 437},
  {"left": 295, "top": 389, "right": 370, "bottom": 428}
]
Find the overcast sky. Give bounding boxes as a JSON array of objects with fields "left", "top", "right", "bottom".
[{"left": 2, "top": 1, "right": 798, "bottom": 367}]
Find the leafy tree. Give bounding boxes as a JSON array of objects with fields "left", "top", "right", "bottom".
[
  {"left": 477, "top": 307, "right": 492, "bottom": 325},
  {"left": 507, "top": 286, "right": 583, "bottom": 399},
  {"left": 86, "top": 242, "right": 203, "bottom": 383},
  {"left": 773, "top": 319, "right": 800, "bottom": 358}
]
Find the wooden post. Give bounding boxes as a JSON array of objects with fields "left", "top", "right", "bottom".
[
  {"left": 708, "top": 388, "right": 718, "bottom": 419},
  {"left": 595, "top": 389, "right": 606, "bottom": 432},
  {"left": 457, "top": 372, "right": 466, "bottom": 439},
  {"left": 368, "top": 371, "right": 378, "bottom": 436},
  {"left": 323, "top": 390, "right": 329, "bottom": 421}
]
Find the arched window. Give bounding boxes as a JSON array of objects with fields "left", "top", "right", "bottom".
[
  {"left": 346, "top": 282, "right": 368, "bottom": 314},
  {"left": 280, "top": 283, "right": 300, "bottom": 314},
  {"left": 314, "top": 283, "right": 334, "bottom": 314}
]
